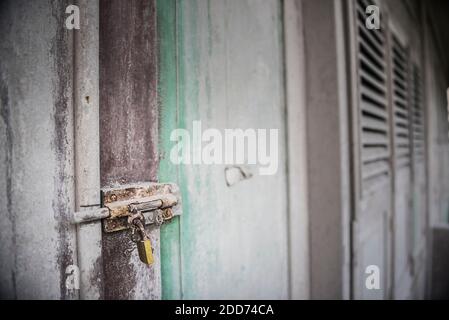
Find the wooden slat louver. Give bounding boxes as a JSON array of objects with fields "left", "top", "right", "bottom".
[
  {"left": 356, "top": 0, "right": 390, "bottom": 189},
  {"left": 391, "top": 35, "right": 411, "bottom": 168},
  {"left": 411, "top": 64, "right": 424, "bottom": 162}
]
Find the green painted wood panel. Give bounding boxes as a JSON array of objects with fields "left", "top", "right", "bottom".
[
  {"left": 158, "top": 0, "right": 182, "bottom": 300},
  {"left": 159, "top": 0, "right": 289, "bottom": 299}
]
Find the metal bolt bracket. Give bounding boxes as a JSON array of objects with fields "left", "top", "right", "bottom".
[
  {"left": 101, "top": 182, "right": 182, "bottom": 233},
  {"left": 71, "top": 182, "right": 182, "bottom": 233}
]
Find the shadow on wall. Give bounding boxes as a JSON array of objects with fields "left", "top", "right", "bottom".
[{"left": 431, "top": 224, "right": 449, "bottom": 299}]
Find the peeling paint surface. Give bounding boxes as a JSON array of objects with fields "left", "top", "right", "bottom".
[
  {"left": 99, "top": 0, "right": 160, "bottom": 299},
  {"left": 0, "top": 0, "right": 77, "bottom": 299},
  {"left": 159, "top": 0, "right": 289, "bottom": 299},
  {"left": 50, "top": 0, "right": 78, "bottom": 300}
]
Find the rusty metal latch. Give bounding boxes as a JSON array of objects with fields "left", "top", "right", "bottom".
[{"left": 71, "top": 182, "right": 182, "bottom": 233}]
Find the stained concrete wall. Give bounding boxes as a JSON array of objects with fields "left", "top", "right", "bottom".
[{"left": 0, "top": 0, "right": 77, "bottom": 299}]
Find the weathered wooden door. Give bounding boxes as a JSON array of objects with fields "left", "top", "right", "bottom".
[
  {"left": 389, "top": 24, "right": 413, "bottom": 299},
  {"left": 1, "top": 0, "right": 298, "bottom": 300},
  {"left": 349, "top": 0, "right": 422, "bottom": 299},
  {"left": 99, "top": 0, "right": 161, "bottom": 299},
  {"left": 0, "top": 0, "right": 78, "bottom": 299},
  {"left": 158, "top": 0, "right": 291, "bottom": 299}
]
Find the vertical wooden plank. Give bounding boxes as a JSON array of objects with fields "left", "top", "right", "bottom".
[
  {"left": 345, "top": 0, "right": 361, "bottom": 300},
  {"left": 388, "top": 19, "right": 414, "bottom": 299},
  {"left": 50, "top": 0, "right": 78, "bottom": 300},
  {"left": 0, "top": 0, "right": 77, "bottom": 299},
  {"left": 334, "top": 0, "right": 352, "bottom": 300},
  {"left": 100, "top": 0, "right": 158, "bottom": 186},
  {"left": 74, "top": 0, "right": 103, "bottom": 300},
  {"left": 421, "top": 2, "right": 432, "bottom": 298},
  {"left": 283, "top": 0, "right": 310, "bottom": 299},
  {"left": 99, "top": 0, "right": 159, "bottom": 299},
  {"left": 384, "top": 9, "right": 395, "bottom": 300},
  {"left": 158, "top": 0, "right": 182, "bottom": 300},
  {"left": 303, "top": 0, "right": 347, "bottom": 299}
]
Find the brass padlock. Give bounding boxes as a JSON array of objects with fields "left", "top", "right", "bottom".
[
  {"left": 137, "top": 235, "right": 154, "bottom": 265},
  {"left": 128, "top": 209, "right": 155, "bottom": 265}
]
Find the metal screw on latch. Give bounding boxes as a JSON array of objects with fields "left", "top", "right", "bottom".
[{"left": 163, "top": 208, "right": 173, "bottom": 220}]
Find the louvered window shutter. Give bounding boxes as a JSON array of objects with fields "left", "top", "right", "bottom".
[
  {"left": 411, "top": 64, "right": 424, "bottom": 162},
  {"left": 356, "top": 0, "right": 390, "bottom": 191},
  {"left": 410, "top": 62, "right": 425, "bottom": 252},
  {"left": 391, "top": 36, "right": 411, "bottom": 168}
]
